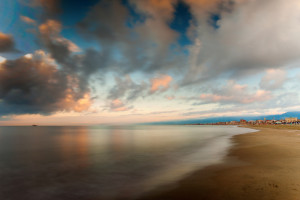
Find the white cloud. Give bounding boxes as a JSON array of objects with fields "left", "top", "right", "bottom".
[
  {"left": 260, "top": 69, "right": 287, "bottom": 90},
  {"left": 183, "top": 0, "right": 300, "bottom": 84},
  {"left": 199, "top": 80, "right": 272, "bottom": 104},
  {"left": 110, "top": 99, "right": 132, "bottom": 112},
  {"left": 0, "top": 56, "right": 6, "bottom": 63}
]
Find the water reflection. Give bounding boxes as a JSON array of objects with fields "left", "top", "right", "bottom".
[
  {"left": 0, "top": 125, "right": 256, "bottom": 200},
  {"left": 110, "top": 128, "right": 126, "bottom": 160},
  {"left": 58, "top": 127, "right": 89, "bottom": 168}
]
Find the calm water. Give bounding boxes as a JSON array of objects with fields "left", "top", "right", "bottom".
[{"left": 0, "top": 125, "right": 256, "bottom": 200}]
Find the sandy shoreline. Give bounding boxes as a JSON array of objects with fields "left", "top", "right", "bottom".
[{"left": 138, "top": 125, "right": 300, "bottom": 200}]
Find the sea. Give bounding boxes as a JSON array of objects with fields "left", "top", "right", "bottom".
[{"left": 0, "top": 125, "right": 256, "bottom": 200}]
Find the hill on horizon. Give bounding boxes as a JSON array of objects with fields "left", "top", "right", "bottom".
[{"left": 148, "top": 111, "right": 300, "bottom": 125}]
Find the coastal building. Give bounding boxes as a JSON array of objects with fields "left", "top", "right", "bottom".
[
  {"left": 265, "top": 120, "right": 273, "bottom": 124},
  {"left": 285, "top": 117, "right": 298, "bottom": 123},
  {"left": 256, "top": 120, "right": 264, "bottom": 124},
  {"left": 240, "top": 119, "right": 247, "bottom": 124},
  {"left": 248, "top": 120, "right": 255, "bottom": 124},
  {"left": 198, "top": 116, "right": 299, "bottom": 126}
]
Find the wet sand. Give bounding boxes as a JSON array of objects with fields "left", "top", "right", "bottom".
[{"left": 138, "top": 126, "right": 300, "bottom": 200}]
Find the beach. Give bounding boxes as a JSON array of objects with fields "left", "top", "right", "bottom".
[{"left": 139, "top": 125, "right": 300, "bottom": 200}]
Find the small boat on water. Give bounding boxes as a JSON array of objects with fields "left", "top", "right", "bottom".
[{"left": 32, "top": 125, "right": 38, "bottom": 127}]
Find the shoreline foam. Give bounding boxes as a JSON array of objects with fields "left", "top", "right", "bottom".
[{"left": 132, "top": 125, "right": 257, "bottom": 199}]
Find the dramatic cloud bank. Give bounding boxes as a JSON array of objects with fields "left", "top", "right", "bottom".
[
  {"left": 1, "top": 0, "right": 300, "bottom": 124},
  {"left": 0, "top": 51, "right": 91, "bottom": 115}
]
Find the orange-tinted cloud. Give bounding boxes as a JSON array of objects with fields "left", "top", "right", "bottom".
[
  {"left": 39, "top": 19, "right": 62, "bottom": 37},
  {"left": 199, "top": 81, "right": 272, "bottom": 104},
  {"left": 150, "top": 75, "right": 173, "bottom": 93},
  {"left": 60, "top": 92, "right": 92, "bottom": 112},
  {"left": 165, "top": 95, "right": 175, "bottom": 100},
  {"left": 30, "top": 0, "right": 61, "bottom": 17},
  {"left": 110, "top": 99, "right": 131, "bottom": 112},
  {"left": 0, "top": 32, "right": 15, "bottom": 52},
  {"left": 131, "top": 0, "right": 177, "bottom": 21},
  {"left": 0, "top": 51, "right": 91, "bottom": 115},
  {"left": 39, "top": 20, "right": 80, "bottom": 52},
  {"left": 20, "top": 16, "right": 36, "bottom": 25}
]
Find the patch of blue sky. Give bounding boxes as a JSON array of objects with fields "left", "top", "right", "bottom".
[
  {"left": 0, "top": 1, "right": 40, "bottom": 58},
  {"left": 60, "top": 0, "right": 99, "bottom": 26},
  {"left": 169, "top": 1, "right": 193, "bottom": 47},
  {"left": 121, "top": 0, "right": 147, "bottom": 28},
  {"left": 208, "top": 13, "right": 221, "bottom": 29},
  {"left": 0, "top": 1, "right": 20, "bottom": 33}
]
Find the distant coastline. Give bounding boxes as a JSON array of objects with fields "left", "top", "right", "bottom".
[{"left": 188, "top": 116, "right": 299, "bottom": 126}]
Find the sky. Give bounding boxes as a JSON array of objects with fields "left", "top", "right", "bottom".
[{"left": 1, "top": 0, "right": 300, "bottom": 125}]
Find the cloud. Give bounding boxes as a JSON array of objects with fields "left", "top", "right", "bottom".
[
  {"left": 200, "top": 90, "right": 271, "bottom": 104},
  {"left": 20, "top": 16, "right": 36, "bottom": 25},
  {"left": 197, "top": 80, "right": 272, "bottom": 105},
  {"left": 54, "top": 37, "right": 81, "bottom": 52},
  {"left": 260, "top": 69, "right": 287, "bottom": 90},
  {"left": 130, "top": 0, "right": 178, "bottom": 45},
  {"left": 131, "top": 0, "right": 177, "bottom": 21},
  {"left": 183, "top": 90, "right": 300, "bottom": 118},
  {"left": 5, "top": 0, "right": 300, "bottom": 119},
  {"left": 184, "top": 0, "right": 232, "bottom": 18},
  {"left": 181, "top": 0, "right": 300, "bottom": 85},
  {"left": 78, "top": 0, "right": 184, "bottom": 74},
  {"left": 0, "top": 51, "right": 92, "bottom": 115},
  {"left": 28, "top": 0, "right": 61, "bottom": 18},
  {"left": 39, "top": 19, "right": 61, "bottom": 36},
  {"left": 108, "top": 75, "right": 148, "bottom": 101},
  {"left": 38, "top": 20, "right": 102, "bottom": 93},
  {"left": 106, "top": 74, "right": 173, "bottom": 111},
  {"left": 110, "top": 99, "right": 132, "bottom": 112},
  {"left": 0, "top": 32, "right": 16, "bottom": 52},
  {"left": 38, "top": 20, "right": 109, "bottom": 77},
  {"left": 150, "top": 75, "right": 173, "bottom": 93},
  {"left": 78, "top": 0, "right": 129, "bottom": 43},
  {"left": 0, "top": 56, "right": 6, "bottom": 63},
  {"left": 62, "top": 93, "right": 92, "bottom": 112},
  {"left": 165, "top": 95, "right": 175, "bottom": 100},
  {"left": 38, "top": 20, "right": 73, "bottom": 65}
]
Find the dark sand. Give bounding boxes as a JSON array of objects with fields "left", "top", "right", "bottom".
[{"left": 138, "top": 126, "right": 300, "bottom": 200}]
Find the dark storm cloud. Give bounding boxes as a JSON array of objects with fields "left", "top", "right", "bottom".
[
  {"left": 0, "top": 32, "right": 16, "bottom": 52},
  {"left": 78, "top": 0, "right": 129, "bottom": 43},
  {"left": 0, "top": 55, "right": 89, "bottom": 115},
  {"left": 38, "top": 19, "right": 110, "bottom": 96},
  {"left": 37, "top": 0, "right": 61, "bottom": 15},
  {"left": 29, "top": 0, "right": 62, "bottom": 19},
  {"left": 20, "top": 0, "right": 62, "bottom": 20},
  {"left": 0, "top": 20, "right": 96, "bottom": 116},
  {"left": 80, "top": 48, "right": 111, "bottom": 77}
]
